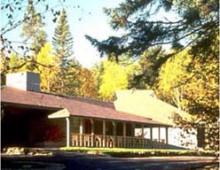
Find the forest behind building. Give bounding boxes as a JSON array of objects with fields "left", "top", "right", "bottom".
[{"left": 1, "top": 0, "right": 219, "bottom": 151}]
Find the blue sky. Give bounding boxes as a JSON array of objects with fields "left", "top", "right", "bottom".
[
  {"left": 46, "top": 0, "right": 125, "bottom": 67},
  {"left": 1, "top": 0, "right": 179, "bottom": 68},
  {"left": 63, "top": 0, "right": 124, "bottom": 67},
  {"left": 1, "top": 0, "right": 124, "bottom": 68}
]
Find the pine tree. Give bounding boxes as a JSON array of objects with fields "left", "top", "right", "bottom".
[
  {"left": 21, "top": 0, "right": 47, "bottom": 70},
  {"left": 52, "top": 8, "right": 74, "bottom": 94},
  {"left": 22, "top": 0, "right": 47, "bottom": 54},
  {"left": 52, "top": 8, "right": 73, "bottom": 66},
  {"left": 87, "top": 0, "right": 218, "bottom": 63}
]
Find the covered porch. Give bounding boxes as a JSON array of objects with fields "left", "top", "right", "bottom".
[
  {"left": 49, "top": 109, "right": 170, "bottom": 148},
  {"left": 1, "top": 86, "right": 171, "bottom": 149},
  {"left": 1, "top": 103, "right": 65, "bottom": 148}
]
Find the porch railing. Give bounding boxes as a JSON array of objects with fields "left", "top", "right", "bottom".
[{"left": 71, "top": 133, "right": 165, "bottom": 148}]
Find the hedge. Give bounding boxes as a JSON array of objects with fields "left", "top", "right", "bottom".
[{"left": 60, "top": 147, "right": 216, "bottom": 157}]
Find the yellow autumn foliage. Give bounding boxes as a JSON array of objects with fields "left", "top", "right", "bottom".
[
  {"left": 99, "top": 60, "right": 129, "bottom": 101},
  {"left": 158, "top": 49, "right": 193, "bottom": 110},
  {"left": 158, "top": 47, "right": 219, "bottom": 149},
  {"left": 36, "top": 42, "right": 57, "bottom": 92}
]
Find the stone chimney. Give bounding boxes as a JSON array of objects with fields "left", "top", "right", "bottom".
[{"left": 6, "top": 72, "right": 40, "bottom": 92}]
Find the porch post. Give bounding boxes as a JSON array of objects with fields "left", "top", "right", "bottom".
[
  {"left": 165, "top": 127, "right": 169, "bottom": 144},
  {"left": 112, "top": 121, "right": 116, "bottom": 136},
  {"left": 123, "top": 122, "right": 126, "bottom": 137},
  {"left": 150, "top": 126, "right": 153, "bottom": 141},
  {"left": 79, "top": 118, "right": 83, "bottom": 146},
  {"left": 123, "top": 122, "right": 126, "bottom": 147},
  {"left": 102, "top": 120, "right": 106, "bottom": 147},
  {"left": 141, "top": 124, "right": 145, "bottom": 148},
  {"left": 66, "top": 117, "right": 70, "bottom": 147},
  {"left": 112, "top": 121, "right": 116, "bottom": 147},
  {"left": 90, "top": 119, "right": 94, "bottom": 147},
  {"left": 131, "top": 123, "right": 135, "bottom": 148},
  {"left": 141, "top": 124, "right": 144, "bottom": 138},
  {"left": 131, "top": 123, "right": 135, "bottom": 137},
  {"left": 158, "top": 127, "right": 161, "bottom": 142},
  {"left": 90, "top": 119, "right": 94, "bottom": 135}
]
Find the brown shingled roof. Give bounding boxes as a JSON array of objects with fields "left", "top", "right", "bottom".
[
  {"left": 66, "top": 96, "right": 115, "bottom": 109},
  {"left": 1, "top": 86, "right": 169, "bottom": 126}
]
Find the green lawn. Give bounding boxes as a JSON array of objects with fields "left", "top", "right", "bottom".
[{"left": 60, "top": 147, "right": 216, "bottom": 157}]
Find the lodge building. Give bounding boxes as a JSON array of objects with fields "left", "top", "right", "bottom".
[{"left": 1, "top": 72, "right": 198, "bottom": 149}]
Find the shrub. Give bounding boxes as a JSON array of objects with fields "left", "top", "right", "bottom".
[{"left": 60, "top": 147, "right": 216, "bottom": 157}]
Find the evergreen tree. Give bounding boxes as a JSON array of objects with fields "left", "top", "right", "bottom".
[
  {"left": 85, "top": 0, "right": 219, "bottom": 150},
  {"left": 52, "top": 8, "right": 74, "bottom": 94},
  {"left": 62, "top": 60, "right": 81, "bottom": 95},
  {"left": 132, "top": 46, "right": 165, "bottom": 89},
  {"left": 21, "top": 0, "right": 47, "bottom": 70},
  {"left": 86, "top": 0, "right": 218, "bottom": 63},
  {"left": 1, "top": 0, "right": 66, "bottom": 74},
  {"left": 21, "top": 0, "right": 47, "bottom": 54}
]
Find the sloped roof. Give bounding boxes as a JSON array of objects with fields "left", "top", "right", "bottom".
[
  {"left": 114, "top": 90, "right": 192, "bottom": 126},
  {"left": 1, "top": 86, "right": 169, "bottom": 126},
  {"left": 66, "top": 96, "right": 114, "bottom": 109}
]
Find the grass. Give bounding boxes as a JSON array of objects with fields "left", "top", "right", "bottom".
[
  {"left": 60, "top": 147, "right": 216, "bottom": 157},
  {"left": 2, "top": 147, "right": 53, "bottom": 156}
]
